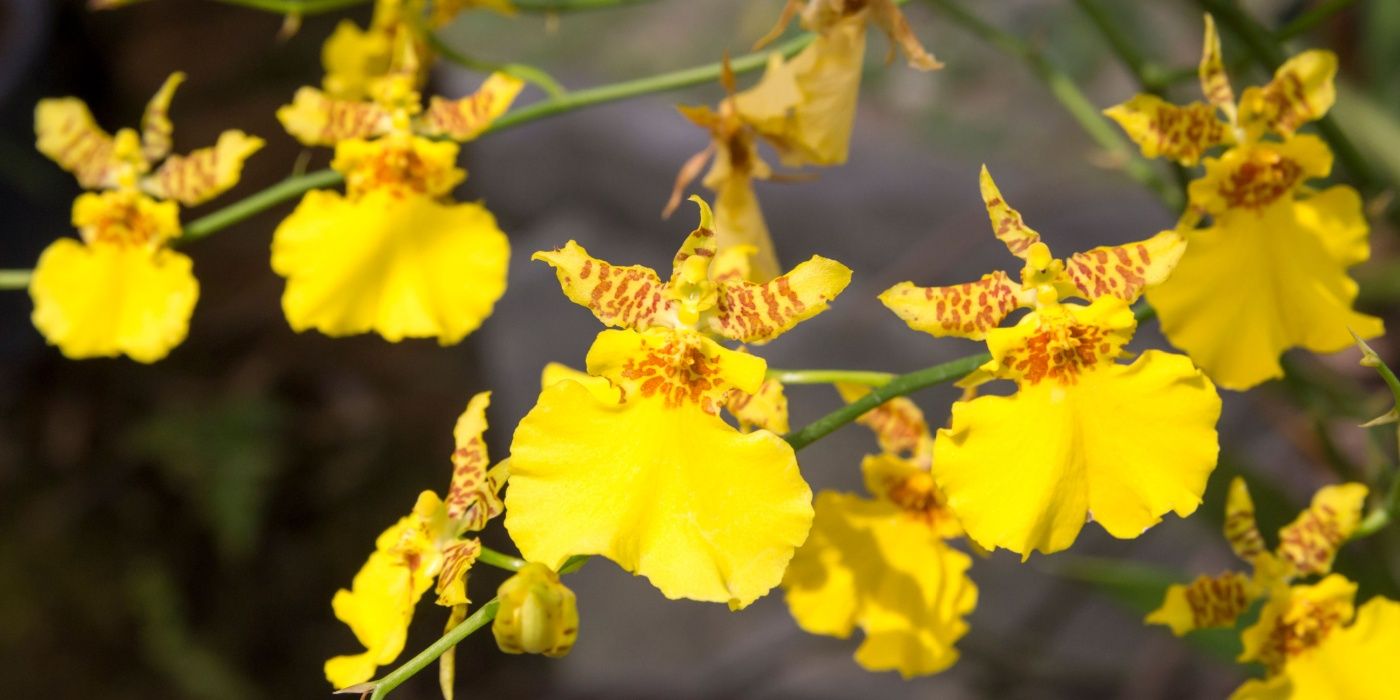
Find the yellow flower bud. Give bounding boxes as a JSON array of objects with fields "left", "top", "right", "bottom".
[{"left": 492, "top": 563, "right": 578, "bottom": 657}]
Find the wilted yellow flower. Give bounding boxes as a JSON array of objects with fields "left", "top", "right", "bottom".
[
  {"left": 273, "top": 37, "right": 522, "bottom": 344},
  {"left": 325, "top": 392, "right": 507, "bottom": 689},
  {"left": 783, "top": 386, "right": 974, "bottom": 677},
  {"left": 506, "top": 198, "right": 851, "bottom": 609},
  {"left": 493, "top": 562, "right": 579, "bottom": 657},
  {"left": 743, "top": 0, "right": 940, "bottom": 168},
  {"left": 1232, "top": 596, "right": 1400, "bottom": 700},
  {"left": 1105, "top": 15, "right": 1382, "bottom": 390},
  {"left": 1145, "top": 477, "right": 1375, "bottom": 698},
  {"left": 879, "top": 167, "right": 1220, "bottom": 557},
  {"left": 29, "top": 72, "right": 263, "bottom": 362}
]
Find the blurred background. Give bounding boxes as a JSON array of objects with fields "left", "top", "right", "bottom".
[{"left": 1, "top": 0, "right": 1398, "bottom": 697}]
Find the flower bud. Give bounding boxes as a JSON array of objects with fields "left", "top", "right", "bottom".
[{"left": 492, "top": 563, "right": 578, "bottom": 657}]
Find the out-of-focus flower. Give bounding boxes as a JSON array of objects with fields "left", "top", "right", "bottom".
[
  {"left": 492, "top": 562, "right": 579, "bottom": 657},
  {"left": 273, "top": 32, "right": 521, "bottom": 343},
  {"left": 783, "top": 385, "right": 975, "bottom": 677},
  {"left": 743, "top": 0, "right": 940, "bottom": 168},
  {"left": 879, "top": 166, "right": 1220, "bottom": 557},
  {"left": 325, "top": 392, "right": 508, "bottom": 690},
  {"left": 506, "top": 198, "right": 851, "bottom": 609},
  {"left": 1105, "top": 15, "right": 1381, "bottom": 390},
  {"left": 1145, "top": 477, "right": 1374, "bottom": 699},
  {"left": 29, "top": 72, "right": 263, "bottom": 362}
]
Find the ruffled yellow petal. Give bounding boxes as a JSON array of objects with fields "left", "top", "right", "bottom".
[
  {"left": 492, "top": 562, "right": 579, "bottom": 657},
  {"left": 879, "top": 271, "right": 1024, "bottom": 341},
  {"left": 35, "top": 98, "right": 132, "bottom": 189},
  {"left": 1267, "top": 597, "right": 1400, "bottom": 700},
  {"left": 419, "top": 73, "right": 524, "bottom": 142},
  {"left": 585, "top": 327, "right": 765, "bottom": 415},
  {"left": 1238, "top": 50, "right": 1337, "bottom": 140},
  {"left": 276, "top": 87, "right": 391, "bottom": 147},
  {"left": 140, "top": 72, "right": 184, "bottom": 163},
  {"left": 1148, "top": 178, "right": 1382, "bottom": 390},
  {"left": 1239, "top": 575, "right": 1356, "bottom": 673},
  {"left": 143, "top": 130, "right": 265, "bottom": 206},
  {"left": 783, "top": 492, "right": 975, "bottom": 677},
  {"left": 321, "top": 19, "right": 394, "bottom": 100},
  {"left": 540, "top": 361, "right": 624, "bottom": 403},
  {"left": 933, "top": 346, "right": 1220, "bottom": 556},
  {"left": 505, "top": 380, "right": 812, "bottom": 608},
  {"left": 1062, "top": 230, "right": 1186, "bottom": 303},
  {"left": 1146, "top": 571, "right": 1257, "bottom": 636},
  {"left": 727, "top": 377, "right": 790, "bottom": 433},
  {"left": 30, "top": 238, "right": 197, "bottom": 363},
  {"left": 533, "top": 241, "right": 673, "bottom": 331},
  {"left": 1104, "top": 96, "right": 1233, "bottom": 166},
  {"left": 707, "top": 254, "right": 852, "bottom": 344},
  {"left": 272, "top": 188, "right": 509, "bottom": 344},
  {"left": 325, "top": 491, "right": 447, "bottom": 689},
  {"left": 1276, "top": 482, "right": 1366, "bottom": 578}
]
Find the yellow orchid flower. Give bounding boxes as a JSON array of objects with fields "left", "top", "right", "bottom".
[
  {"left": 325, "top": 392, "right": 507, "bottom": 690},
  {"left": 1145, "top": 477, "right": 1377, "bottom": 698},
  {"left": 492, "top": 562, "right": 579, "bottom": 657},
  {"left": 878, "top": 166, "right": 1220, "bottom": 557},
  {"left": 273, "top": 35, "right": 522, "bottom": 344},
  {"left": 742, "top": 0, "right": 940, "bottom": 168},
  {"left": 506, "top": 197, "right": 852, "bottom": 609},
  {"left": 1147, "top": 477, "right": 1367, "bottom": 637},
  {"left": 1231, "top": 597, "right": 1400, "bottom": 700},
  {"left": 783, "top": 387, "right": 974, "bottom": 677},
  {"left": 1105, "top": 14, "right": 1382, "bottom": 390},
  {"left": 28, "top": 72, "right": 263, "bottom": 362}
]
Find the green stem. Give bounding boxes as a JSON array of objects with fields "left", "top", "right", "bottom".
[
  {"left": 482, "top": 33, "right": 813, "bottom": 133},
  {"left": 1197, "top": 0, "right": 1382, "bottom": 196},
  {"left": 0, "top": 269, "right": 32, "bottom": 290},
  {"left": 510, "top": 0, "right": 659, "bottom": 10},
  {"left": 1073, "top": 0, "right": 1190, "bottom": 195},
  {"left": 180, "top": 169, "right": 342, "bottom": 244},
  {"left": 173, "top": 33, "right": 814, "bottom": 244},
  {"left": 367, "top": 598, "right": 500, "bottom": 700},
  {"left": 782, "top": 353, "right": 989, "bottom": 451},
  {"left": 476, "top": 546, "right": 526, "bottom": 572},
  {"left": 766, "top": 369, "right": 897, "bottom": 387},
  {"left": 205, "top": 0, "right": 368, "bottom": 13},
  {"left": 1276, "top": 0, "right": 1358, "bottom": 42},
  {"left": 928, "top": 0, "right": 1183, "bottom": 212},
  {"left": 428, "top": 33, "right": 568, "bottom": 99}
]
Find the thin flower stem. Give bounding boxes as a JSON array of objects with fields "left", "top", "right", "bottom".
[
  {"left": 366, "top": 598, "right": 500, "bottom": 700},
  {"left": 766, "top": 369, "right": 897, "bottom": 387},
  {"left": 180, "top": 169, "right": 343, "bottom": 244},
  {"left": 428, "top": 33, "right": 568, "bottom": 99},
  {"left": 782, "top": 353, "right": 989, "bottom": 451},
  {"left": 927, "top": 0, "right": 1183, "bottom": 212},
  {"left": 1072, "top": 0, "right": 1190, "bottom": 195},
  {"left": 1196, "top": 0, "right": 1382, "bottom": 196},
  {"left": 205, "top": 0, "right": 368, "bottom": 13},
  {"left": 1275, "top": 0, "right": 1357, "bottom": 42},
  {"left": 476, "top": 546, "right": 527, "bottom": 572},
  {"left": 0, "top": 269, "right": 32, "bottom": 290},
  {"left": 171, "top": 33, "right": 814, "bottom": 244}
]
